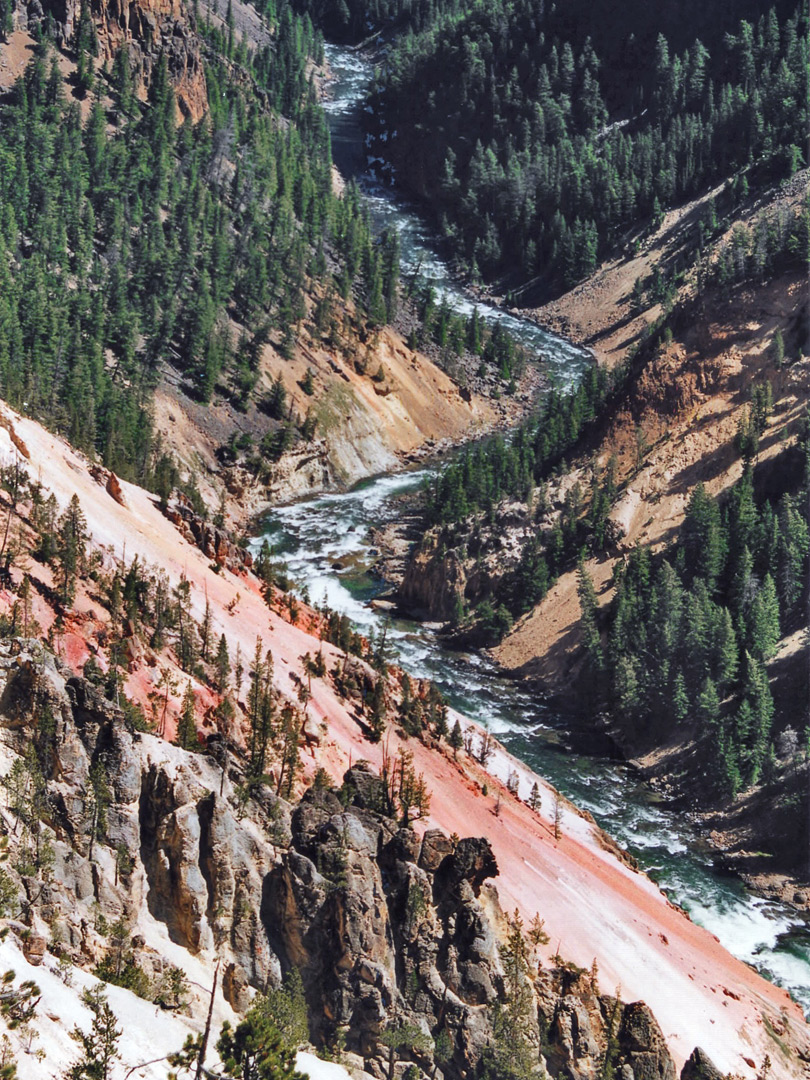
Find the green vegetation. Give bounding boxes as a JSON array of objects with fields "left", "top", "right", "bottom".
[
  {"left": 217, "top": 998, "right": 307, "bottom": 1080},
  {"left": 425, "top": 364, "right": 612, "bottom": 524},
  {"left": 481, "top": 910, "right": 539, "bottom": 1079},
  {"left": 587, "top": 425, "right": 810, "bottom": 797},
  {"left": 288, "top": 0, "right": 467, "bottom": 44},
  {"left": 0, "top": 12, "right": 397, "bottom": 493},
  {"left": 66, "top": 984, "right": 121, "bottom": 1080},
  {"left": 371, "top": 2, "right": 807, "bottom": 292},
  {"left": 408, "top": 284, "right": 527, "bottom": 384},
  {"left": 411, "top": 363, "right": 631, "bottom": 643}
]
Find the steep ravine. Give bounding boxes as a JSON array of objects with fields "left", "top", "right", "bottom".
[{"left": 255, "top": 455, "right": 810, "bottom": 1035}]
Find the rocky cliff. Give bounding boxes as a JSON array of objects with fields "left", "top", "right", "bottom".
[
  {"left": 0, "top": 402, "right": 802, "bottom": 1078},
  {"left": 268, "top": 767, "right": 679, "bottom": 1080},
  {"left": 13, "top": 0, "right": 207, "bottom": 118},
  {"left": 0, "top": 641, "right": 689, "bottom": 1080}
]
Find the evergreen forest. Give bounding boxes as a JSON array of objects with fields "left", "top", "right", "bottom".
[
  {"left": 369, "top": 1, "right": 807, "bottom": 292},
  {"left": 0, "top": 7, "right": 398, "bottom": 490}
]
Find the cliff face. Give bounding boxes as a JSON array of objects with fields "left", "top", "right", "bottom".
[
  {"left": 14, "top": 0, "right": 207, "bottom": 118},
  {"left": 0, "top": 643, "right": 680, "bottom": 1080},
  {"left": 267, "top": 769, "right": 679, "bottom": 1080}
]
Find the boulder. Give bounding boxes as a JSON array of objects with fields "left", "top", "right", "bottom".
[
  {"left": 106, "top": 471, "right": 127, "bottom": 507},
  {"left": 22, "top": 934, "right": 47, "bottom": 966}
]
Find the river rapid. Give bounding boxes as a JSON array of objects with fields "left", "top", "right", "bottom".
[{"left": 258, "top": 44, "right": 810, "bottom": 1014}]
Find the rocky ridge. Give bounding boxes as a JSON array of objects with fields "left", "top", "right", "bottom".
[
  {"left": 12, "top": 0, "right": 208, "bottom": 118},
  {"left": 0, "top": 640, "right": 695, "bottom": 1080}
]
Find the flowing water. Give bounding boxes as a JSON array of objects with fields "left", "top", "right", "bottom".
[
  {"left": 256, "top": 469, "right": 810, "bottom": 1016},
  {"left": 258, "top": 42, "right": 810, "bottom": 1013},
  {"left": 323, "top": 44, "right": 593, "bottom": 389}
]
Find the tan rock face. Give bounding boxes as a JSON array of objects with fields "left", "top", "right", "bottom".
[
  {"left": 398, "top": 547, "right": 467, "bottom": 621},
  {"left": 106, "top": 471, "right": 127, "bottom": 507},
  {"left": 22, "top": 933, "right": 47, "bottom": 965},
  {"left": 29, "top": 0, "right": 208, "bottom": 120}
]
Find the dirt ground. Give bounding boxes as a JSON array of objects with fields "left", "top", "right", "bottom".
[{"left": 495, "top": 272, "right": 809, "bottom": 688}]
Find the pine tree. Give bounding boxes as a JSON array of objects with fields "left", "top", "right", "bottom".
[
  {"left": 85, "top": 759, "right": 111, "bottom": 862},
  {"left": 368, "top": 678, "right": 386, "bottom": 743},
  {"left": 742, "top": 653, "right": 774, "bottom": 783},
  {"left": 0, "top": 0, "right": 12, "bottom": 42},
  {"left": 215, "top": 633, "right": 231, "bottom": 691},
  {"left": 174, "top": 577, "right": 198, "bottom": 672},
  {"left": 216, "top": 1001, "right": 306, "bottom": 1080},
  {"left": 258, "top": 969, "right": 309, "bottom": 1050},
  {"left": 449, "top": 719, "right": 463, "bottom": 758},
  {"left": 682, "top": 484, "right": 725, "bottom": 591},
  {"left": 749, "top": 573, "right": 780, "bottom": 660},
  {"left": 577, "top": 561, "right": 603, "bottom": 672},
  {"left": 246, "top": 642, "right": 276, "bottom": 782},
  {"left": 67, "top": 985, "right": 121, "bottom": 1080},
  {"left": 56, "top": 495, "right": 88, "bottom": 607},
  {"left": 175, "top": 682, "right": 199, "bottom": 751},
  {"left": 697, "top": 677, "right": 720, "bottom": 731},
  {"left": 715, "top": 607, "right": 739, "bottom": 693},
  {"left": 672, "top": 672, "right": 690, "bottom": 723},
  {"left": 772, "top": 327, "right": 785, "bottom": 369},
  {"left": 200, "top": 597, "right": 213, "bottom": 661},
  {"left": 275, "top": 704, "right": 300, "bottom": 800}
]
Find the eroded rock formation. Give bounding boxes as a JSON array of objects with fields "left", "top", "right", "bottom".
[
  {"left": 14, "top": 0, "right": 207, "bottom": 119},
  {"left": 0, "top": 643, "right": 710, "bottom": 1080}
]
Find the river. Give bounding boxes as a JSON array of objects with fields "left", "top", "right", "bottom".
[
  {"left": 257, "top": 44, "right": 810, "bottom": 1014},
  {"left": 323, "top": 44, "right": 593, "bottom": 389}
]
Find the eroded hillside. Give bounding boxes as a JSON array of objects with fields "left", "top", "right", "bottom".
[{"left": 0, "top": 403, "right": 803, "bottom": 1077}]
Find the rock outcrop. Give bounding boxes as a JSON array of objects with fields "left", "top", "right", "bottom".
[
  {"left": 14, "top": 0, "right": 207, "bottom": 120},
  {"left": 0, "top": 645, "right": 714, "bottom": 1080},
  {"left": 264, "top": 761, "right": 683, "bottom": 1080},
  {"left": 164, "top": 494, "right": 254, "bottom": 571},
  {"left": 398, "top": 547, "right": 468, "bottom": 621}
]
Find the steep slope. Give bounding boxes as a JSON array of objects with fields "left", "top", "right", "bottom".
[
  {"left": 0, "top": 404, "right": 806, "bottom": 1076},
  {"left": 367, "top": 0, "right": 806, "bottom": 295},
  {"left": 0, "top": 7, "right": 518, "bottom": 526},
  {"left": 11, "top": 0, "right": 207, "bottom": 117},
  {"left": 494, "top": 270, "right": 809, "bottom": 686},
  {"left": 0, "top": 651, "right": 679, "bottom": 1080},
  {"left": 152, "top": 318, "right": 507, "bottom": 521}
]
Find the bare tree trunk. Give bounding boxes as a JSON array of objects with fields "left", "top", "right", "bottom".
[{"left": 195, "top": 959, "right": 220, "bottom": 1080}]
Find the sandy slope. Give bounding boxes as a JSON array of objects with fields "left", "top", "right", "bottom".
[
  {"left": 6, "top": 404, "right": 809, "bottom": 1077},
  {"left": 495, "top": 273, "right": 809, "bottom": 693},
  {"left": 153, "top": 321, "right": 501, "bottom": 524}
]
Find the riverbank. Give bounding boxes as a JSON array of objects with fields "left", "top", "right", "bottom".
[
  {"left": 361, "top": 492, "right": 810, "bottom": 926},
  {"left": 152, "top": 302, "right": 545, "bottom": 536}
]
